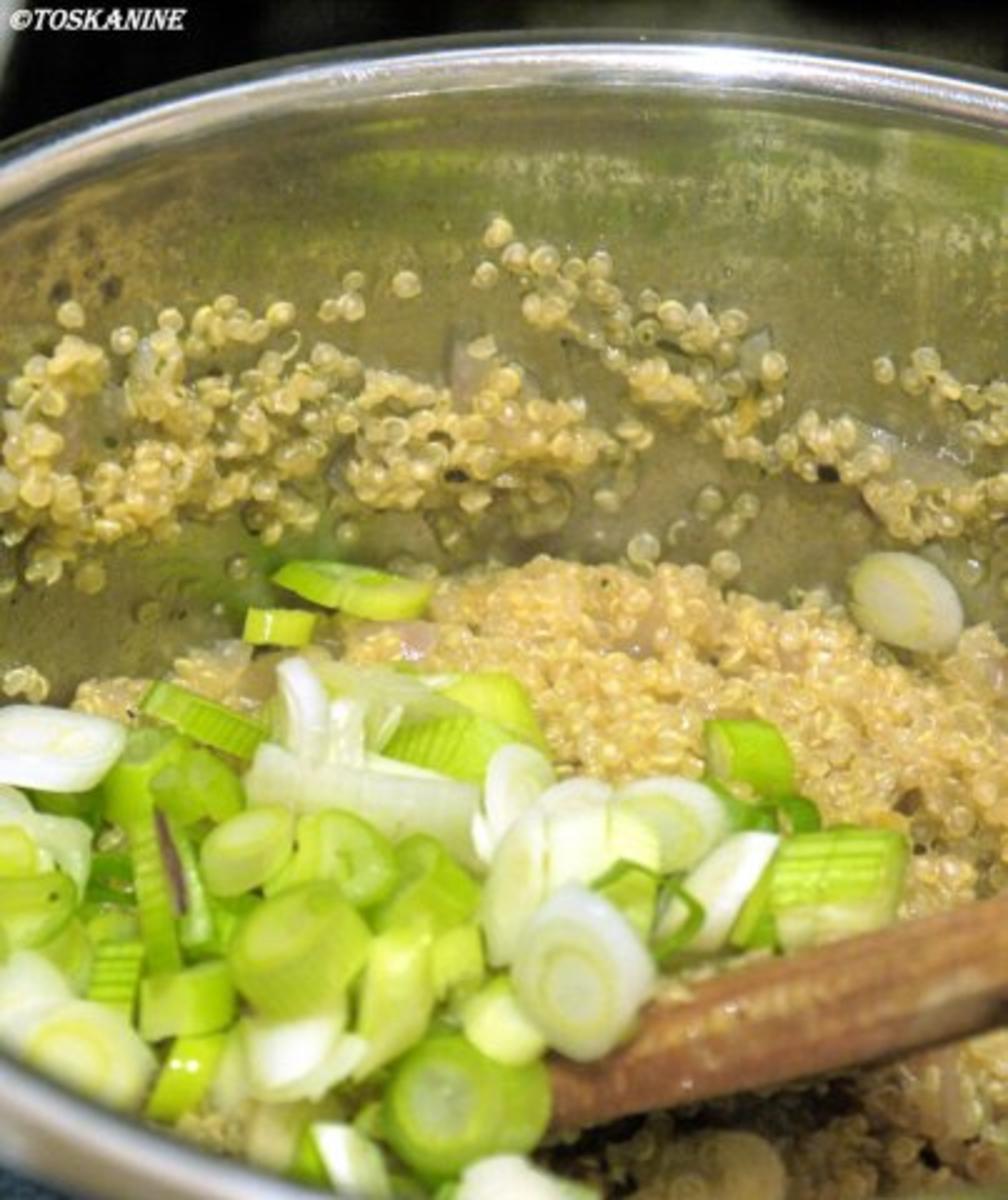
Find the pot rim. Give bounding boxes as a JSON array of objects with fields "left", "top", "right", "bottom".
[{"left": 0, "top": 31, "right": 1006, "bottom": 214}]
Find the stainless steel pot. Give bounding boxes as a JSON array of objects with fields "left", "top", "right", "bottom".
[{"left": 0, "top": 35, "right": 1005, "bottom": 1200}]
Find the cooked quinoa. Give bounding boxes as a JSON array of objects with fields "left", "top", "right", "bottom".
[{"left": 5, "top": 211, "right": 1007, "bottom": 1197}]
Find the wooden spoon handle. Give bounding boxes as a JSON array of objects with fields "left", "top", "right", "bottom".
[{"left": 549, "top": 892, "right": 1008, "bottom": 1130}]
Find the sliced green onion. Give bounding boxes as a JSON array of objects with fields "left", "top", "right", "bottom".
[
  {"left": 370, "top": 834, "right": 480, "bottom": 936},
  {"left": 86, "top": 908, "right": 140, "bottom": 946},
  {"left": 86, "top": 939, "right": 144, "bottom": 1020},
  {"left": 308, "top": 1124, "right": 392, "bottom": 1198},
  {"left": 166, "top": 819, "right": 216, "bottom": 955},
  {"left": 140, "top": 960, "right": 236, "bottom": 1042},
  {"left": 704, "top": 718, "right": 795, "bottom": 799},
  {"left": 141, "top": 681, "right": 266, "bottom": 761},
  {"left": 478, "top": 743, "right": 555, "bottom": 862},
  {"left": 481, "top": 810, "right": 548, "bottom": 968},
  {"left": 146, "top": 1032, "right": 227, "bottom": 1123},
  {"left": 353, "top": 926, "right": 434, "bottom": 1080},
  {"left": 0, "top": 706, "right": 127, "bottom": 793},
  {"left": 150, "top": 746, "right": 245, "bottom": 826},
  {"left": 511, "top": 883, "right": 654, "bottom": 1062},
  {"left": 614, "top": 775, "right": 731, "bottom": 872},
  {"left": 242, "top": 1008, "right": 366, "bottom": 1102},
  {"left": 591, "top": 860, "right": 659, "bottom": 942},
  {"left": 273, "top": 560, "right": 435, "bottom": 620},
  {"left": 244, "top": 607, "right": 318, "bottom": 648},
  {"left": 848, "top": 550, "right": 963, "bottom": 654},
  {"left": 666, "top": 831, "right": 780, "bottom": 956},
  {"left": 770, "top": 794, "right": 822, "bottom": 835},
  {"left": 207, "top": 1025, "right": 253, "bottom": 1115},
  {"left": 382, "top": 1033, "right": 550, "bottom": 1182},
  {"left": 457, "top": 1155, "right": 601, "bottom": 1200},
  {"left": 0, "top": 824, "right": 40, "bottom": 876},
  {"left": 651, "top": 881, "right": 707, "bottom": 964},
  {"left": 315, "top": 660, "right": 458, "bottom": 748},
  {"left": 437, "top": 672, "right": 547, "bottom": 750},
  {"left": 0, "top": 872, "right": 77, "bottom": 950},
  {"left": 130, "top": 813, "right": 182, "bottom": 974},
  {"left": 461, "top": 975, "right": 546, "bottom": 1066},
  {"left": 732, "top": 827, "right": 908, "bottom": 952},
  {"left": 702, "top": 778, "right": 779, "bottom": 833},
  {"left": 382, "top": 712, "right": 517, "bottom": 784},
  {"left": 275, "top": 656, "right": 332, "bottom": 764},
  {"left": 37, "top": 918, "right": 93, "bottom": 994},
  {"left": 22, "top": 999, "right": 156, "bottom": 1110},
  {"left": 431, "top": 925, "right": 485, "bottom": 1002},
  {"left": 0, "top": 787, "right": 93, "bottom": 892},
  {"left": 229, "top": 881, "right": 371, "bottom": 1019},
  {"left": 543, "top": 803, "right": 660, "bottom": 896},
  {"left": 0, "top": 950, "right": 72, "bottom": 1029},
  {"left": 244, "top": 742, "right": 480, "bottom": 870},
  {"left": 199, "top": 805, "right": 294, "bottom": 898},
  {"left": 246, "top": 1099, "right": 336, "bottom": 1174},
  {"left": 265, "top": 809, "right": 398, "bottom": 908},
  {"left": 102, "top": 728, "right": 191, "bottom": 828},
  {"left": 85, "top": 850, "right": 134, "bottom": 907}
]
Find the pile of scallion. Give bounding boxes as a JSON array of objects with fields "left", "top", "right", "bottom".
[{"left": 0, "top": 560, "right": 909, "bottom": 1198}]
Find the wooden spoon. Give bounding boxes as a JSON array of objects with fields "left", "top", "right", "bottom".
[{"left": 549, "top": 891, "right": 1008, "bottom": 1130}]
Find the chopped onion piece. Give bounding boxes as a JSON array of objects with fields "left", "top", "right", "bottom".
[
  {"left": 848, "top": 551, "right": 964, "bottom": 654},
  {"left": 0, "top": 787, "right": 92, "bottom": 892},
  {"left": 0, "top": 706, "right": 126, "bottom": 793},
  {"left": 310, "top": 1123, "right": 392, "bottom": 1198},
  {"left": 614, "top": 776, "right": 730, "bottom": 871},
  {"left": 461, "top": 975, "right": 546, "bottom": 1066},
  {"left": 481, "top": 810, "right": 549, "bottom": 967},
  {"left": 242, "top": 1008, "right": 366, "bottom": 1103},
  {"left": 481, "top": 743, "right": 556, "bottom": 856}
]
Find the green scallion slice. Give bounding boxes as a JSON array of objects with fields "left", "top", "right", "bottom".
[
  {"left": 272, "top": 560, "right": 435, "bottom": 620},
  {"left": 130, "top": 813, "right": 182, "bottom": 974},
  {"left": 382, "top": 712, "right": 517, "bottom": 784},
  {"left": 86, "top": 939, "right": 145, "bottom": 1021},
  {"left": 431, "top": 925, "right": 485, "bottom": 1002},
  {"left": 141, "top": 682, "right": 267, "bottom": 761},
  {"left": 460, "top": 975, "right": 546, "bottom": 1066},
  {"left": 101, "top": 728, "right": 191, "bottom": 829},
  {"left": 199, "top": 806, "right": 294, "bottom": 898},
  {"left": 382, "top": 1033, "right": 550, "bottom": 1183},
  {"left": 591, "top": 860, "right": 660, "bottom": 942},
  {"left": 243, "top": 607, "right": 318, "bottom": 648},
  {"left": 150, "top": 746, "right": 245, "bottom": 826},
  {"left": 229, "top": 881, "right": 371, "bottom": 1019},
  {"left": 0, "top": 825, "right": 40, "bottom": 877},
  {"left": 353, "top": 926, "right": 435, "bottom": 1080},
  {"left": 146, "top": 1032, "right": 227, "bottom": 1123},
  {"left": 704, "top": 718, "right": 796, "bottom": 799},
  {"left": 731, "top": 827, "right": 909, "bottom": 952},
  {"left": 436, "top": 672, "right": 547, "bottom": 750},
  {"left": 370, "top": 834, "right": 480, "bottom": 936},
  {"left": 139, "top": 960, "right": 236, "bottom": 1042},
  {"left": 0, "top": 872, "right": 77, "bottom": 950},
  {"left": 37, "top": 917, "right": 94, "bottom": 994}
]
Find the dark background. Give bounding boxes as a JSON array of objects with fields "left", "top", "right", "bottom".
[
  {"left": 0, "top": 0, "right": 1007, "bottom": 140},
  {"left": 0, "top": 2, "right": 1005, "bottom": 1198}
]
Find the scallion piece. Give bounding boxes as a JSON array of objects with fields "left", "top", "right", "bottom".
[
  {"left": 431, "top": 925, "right": 485, "bottom": 1002},
  {"left": 242, "top": 1009, "right": 366, "bottom": 1102},
  {"left": 770, "top": 794, "right": 822, "bottom": 835},
  {"left": 353, "top": 926, "right": 435, "bottom": 1080},
  {"left": 199, "top": 806, "right": 294, "bottom": 898},
  {"left": 382, "top": 712, "right": 518, "bottom": 784},
  {"left": 511, "top": 883, "right": 655, "bottom": 1062},
  {"left": 848, "top": 550, "right": 963, "bottom": 654},
  {"left": 370, "top": 834, "right": 480, "bottom": 936},
  {"left": 37, "top": 918, "right": 93, "bottom": 994},
  {"left": 264, "top": 809, "right": 398, "bottom": 908},
  {"left": 243, "top": 607, "right": 318, "bottom": 648},
  {"left": 102, "top": 728, "right": 191, "bottom": 829},
  {"left": 86, "top": 939, "right": 145, "bottom": 1020},
  {"left": 85, "top": 850, "right": 134, "bottom": 907},
  {"left": 461, "top": 975, "right": 546, "bottom": 1066},
  {"left": 272, "top": 560, "right": 435, "bottom": 620},
  {"left": 141, "top": 681, "right": 267, "bottom": 761},
  {"left": 457, "top": 1155, "right": 601, "bottom": 1200},
  {"left": 382, "top": 1033, "right": 550, "bottom": 1182},
  {"left": 437, "top": 672, "right": 548, "bottom": 750},
  {"left": 614, "top": 776, "right": 733, "bottom": 872},
  {"left": 139, "top": 960, "right": 236, "bottom": 1042},
  {"left": 130, "top": 813, "right": 182, "bottom": 974},
  {"left": 478, "top": 743, "right": 556, "bottom": 861},
  {"left": 0, "top": 825, "right": 40, "bottom": 876},
  {"left": 22, "top": 999, "right": 157, "bottom": 1110},
  {"left": 146, "top": 1032, "right": 227, "bottom": 1123},
  {"left": 0, "top": 706, "right": 127, "bottom": 794},
  {"left": 308, "top": 1124, "right": 392, "bottom": 1199},
  {"left": 591, "top": 860, "right": 660, "bottom": 942},
  {"left": 732, "top": 827, "right": 909, "bottom": 952},
  {"left": 169, "top": 820, "right": 216, "bottom": 954},
  {"left": 651, "top": 881, "right": 707, "bottom": 964},
  {"left": 0, "top": 786, "right": 93, "bottom": 892},
  {"left": 229, "top": 881, "right": 371, "bottom": 1019},
  {"left": 0, "top": 872, "right": 77, "bottom": 950},
  {"left": 275, "top": 656, "right": 333, "bottom": 764},
  {"left": 150, "top": 746, "right": 245, "bottom": 826},
  {"left": 704, "top": 718, "right": 796, "bottom": 799}
]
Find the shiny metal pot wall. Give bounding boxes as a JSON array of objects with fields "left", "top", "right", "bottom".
[{"left": 0, "top": 36, "right": 1005, "bottom": 1200}]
